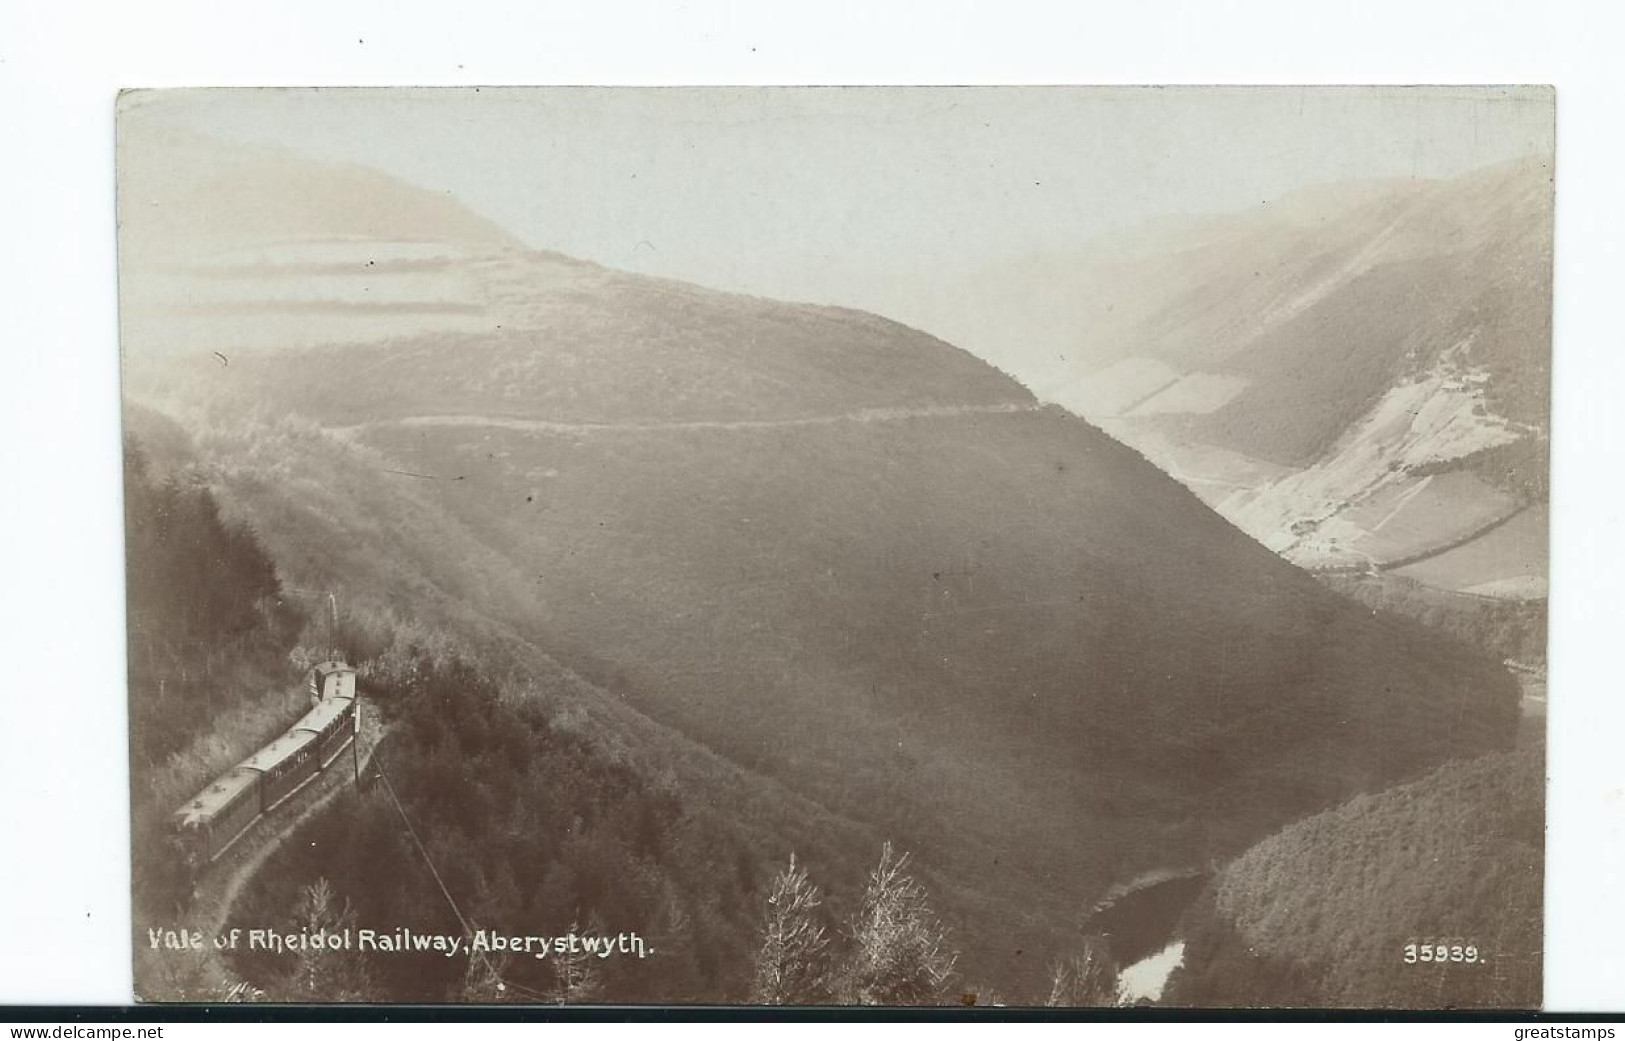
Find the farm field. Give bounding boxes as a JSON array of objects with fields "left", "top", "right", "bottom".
[
  {"left": 1340, "top": 471, "right": 1521, "bottom": 565},
  {"left": 1394, "top": 505, "right": 1548, "bottom": 597}
]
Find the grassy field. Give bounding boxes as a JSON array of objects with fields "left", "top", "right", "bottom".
[
  {"left": 1394, "top": 506, "right": 1549, "bottom": 597},
  {"left": 1342, "top": 472, "right": 1521, "bottom": 565}
]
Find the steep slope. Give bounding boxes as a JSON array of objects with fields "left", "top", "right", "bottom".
[
  {"left": 1169, "top": 747, "right": 1543, "bottom": 1008},
  {"left": 120, "top": 137, "right": 1524, "bottom": 998},
  {"left": 920, "top": 158, "right": 1553, "bottom": 600}
]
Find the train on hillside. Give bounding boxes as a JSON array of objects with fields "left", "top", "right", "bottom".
[{"left": 172, "top": 661, "right": 360, "bottom": 866}]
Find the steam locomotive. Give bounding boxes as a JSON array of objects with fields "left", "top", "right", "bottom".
[{"left": 172, "top": 661, "right": 360, "bottom": 865}]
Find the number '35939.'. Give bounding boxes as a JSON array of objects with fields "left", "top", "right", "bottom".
[{"left": 1403, "top": 942, "right": 1482, "bottom": 964}]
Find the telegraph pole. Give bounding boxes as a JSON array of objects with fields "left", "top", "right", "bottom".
[
  {"left": 353, "top": 694, "right": 362, "bottom": 785},
  {"left": 282, "top": 587, "right": 342, "bottom": 660}
]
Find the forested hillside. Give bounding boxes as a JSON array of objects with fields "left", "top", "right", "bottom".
[
  {"left": 1319, "top": 572, "right": 1547, "bottom": 664},
  {"left": 228, "top": 652, "right": 770, "bottom": 1002},
  {"left": 124, "top": 427, "right": 315, "bottom": 918},
  {"left": 1168, "top": 747, "right": 1543, "bottom": 1008},
  {"left": 125, "top": 434, "right": 298, "bottom": 762}
]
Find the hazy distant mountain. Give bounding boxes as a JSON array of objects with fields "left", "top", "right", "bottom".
[
  {"left": 118, "top": 125, "right": 524, "bottom": 358},
  {"left": 119, "top": 123, "right": 523, "bottom": 257},
  {"left": 918, "top": 159, "right": 1552, "bottom": 601},
  {"left": 120, "top": 138, "right": 1522, "bottom": 994}
]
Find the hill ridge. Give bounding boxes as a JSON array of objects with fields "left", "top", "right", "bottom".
[{"left": 329, "top": 401, "right": 1044, "bottom": 438}]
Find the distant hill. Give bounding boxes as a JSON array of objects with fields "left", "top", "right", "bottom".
[
  {"left": 1168, "top": 746, "right": 1543, "bottom": 1008},
  {"left": 117, "top": 114, "right": 522, "bottom": 259},
  {"left": 117, "top": 116, "right": 524, "bottom": 359},
  {"left": 917, "top": 159, "right": 1553, "bottom": 602},
  {"left": 120, "top": 136, "right": 1524, "bottom": 999}
]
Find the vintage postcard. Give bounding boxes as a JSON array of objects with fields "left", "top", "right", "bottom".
[{"left": 118, "top": 86, "right": 1553, "bottom": 1007}]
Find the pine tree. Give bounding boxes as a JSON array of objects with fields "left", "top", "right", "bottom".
[
  {"left": 280, "top": 878, "right": 373, "bottom": 1001},
  {"left": 750, "top": 852, "right": 830, "bottom": 1004},
  {"left": 1045, "top": 934, "right": 1119, "bottom": 1007},
  {"left": 838, "top": 843, "right": 957, "bottom": 1005},
  {"left": 546, "top": 915, "right": 603, "bottom": 1005}
]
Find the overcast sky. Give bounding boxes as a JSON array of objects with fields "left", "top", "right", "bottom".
[{"left": 126, "top": 86, "right": 1553, "bottom": 321}]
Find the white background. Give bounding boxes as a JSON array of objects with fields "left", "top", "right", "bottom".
[{"left": 1, "top": 0, "right": 1620, "bottom": 1012}]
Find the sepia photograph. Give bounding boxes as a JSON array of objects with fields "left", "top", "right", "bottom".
[{"left": 116, "top": 85, "right": 1553, "bottom": 1009}]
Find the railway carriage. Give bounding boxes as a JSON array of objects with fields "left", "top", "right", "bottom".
[
  {"left": 243, "top": 728, "right": 323, "bottom": 812},
  {"left": 292, "top": 689, "right": 359, "bottom": 769},
  {"left": 173, "top": 768, "right": 261, "bottom": 864},
  {"left": 310, "top": 660, "right": 356, "bottom": 701},
  {"left": 172, "top": 660, "right": 360, "bottom": 868}
]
